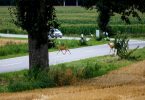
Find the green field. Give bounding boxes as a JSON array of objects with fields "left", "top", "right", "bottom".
[{"left": 0, "top": 6, "right": 145, "bottom": 36}]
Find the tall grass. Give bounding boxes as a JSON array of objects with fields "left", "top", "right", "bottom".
[{"left": 0, "top": 44, "right": 28, "bottom": 57}]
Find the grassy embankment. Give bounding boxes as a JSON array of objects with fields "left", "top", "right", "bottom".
[{"left": 0, "top": 47, "right": 145, "bottom": 92}]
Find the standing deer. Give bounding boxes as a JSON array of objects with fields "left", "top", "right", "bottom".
[
  {"left": 108, "top": 42, "right": 117, "bottom": 55},
  {"left": 57, "top": 43, "right": 71, "bottom": 55}
]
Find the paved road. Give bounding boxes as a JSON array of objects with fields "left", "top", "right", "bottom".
[
  {"left": 0, "top": 33, "right": 90, "bottom": 41},
  {"left": 0, "top": 40, "right": 145, "bottom": 73}
]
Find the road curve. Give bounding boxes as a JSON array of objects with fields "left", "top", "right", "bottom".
[{"left": 0, "top": 40, "right": 145, "bottom": 73}]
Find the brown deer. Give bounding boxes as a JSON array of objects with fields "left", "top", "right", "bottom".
[
  {"left": 108, "top": 42, "right": 117, "bottom": 55},
  {"left": 57, "top": 43, "right": 71, "bottom": 55}
]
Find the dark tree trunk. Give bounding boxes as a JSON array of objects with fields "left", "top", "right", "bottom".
[
  {"left": 27, "top": 0, "right": 49, "bottom": 70},
  {"left": 63, "top": 0, "right": 65, "bottom": 6},
  {"left": 76, "top": 0, "right": 78, "bottom": 6},
  {"left": 28, "top": 33, "right": 48, "bottom": 69}
]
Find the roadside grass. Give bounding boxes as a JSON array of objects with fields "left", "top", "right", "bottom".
[
  {"left": 0, "top": 38, "right": 107, "bottom": 59},
  {"left": 0, "top": 47, "right": 145, "bottom": 92},
  {"left": 0, "top": 43, "right": 28, "bottom": 57}
]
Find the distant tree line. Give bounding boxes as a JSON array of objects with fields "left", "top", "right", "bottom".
[
  {"left": 0, "top": 0, "right": 15, "bottom": 6},
  {"left": 0, "top": 0, "right": 82, "bottom": 6}
]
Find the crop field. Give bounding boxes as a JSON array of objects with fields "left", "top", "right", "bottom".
[
  {"left": 0, "top": 38, "right": 27, "bottom": 47},
  {"left": 0, "top": 6, "right": 145, "bottom": 36}
]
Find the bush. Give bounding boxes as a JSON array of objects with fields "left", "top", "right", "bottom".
[
  {"left": 8, "top": 65, "right": 78, "bottom": 92},
  {"left": 82, "top": 63, "right": 101, "bottom": 79},
  {"left": 52, "top": 65, "right": 77, "bottom": 86},
  {"left": 8, "top": 66, "right": 56, "bottom": 92},
  {"left": 79, "top": 37, "right": 87, "bottom": 46},
  {"left": 8, "top": 81, "right": 33, "bottom": 92},
  {"left": 114, "top": 34, "right": 139, "bottom": 59}
]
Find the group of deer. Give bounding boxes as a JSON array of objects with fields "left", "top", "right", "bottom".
[
  {"left": 56, "top": 42, "right": 117, "bottom": 55},
  {"left": 56, "top": 32, "right": 117, "bottom": 55}
]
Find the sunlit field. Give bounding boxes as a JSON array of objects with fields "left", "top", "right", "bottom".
[{"left": 0, "top": 6, "right": 145, "bottom": 36}]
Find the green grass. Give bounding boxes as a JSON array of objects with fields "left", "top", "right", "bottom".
[
  {"left": 0, "top": 6, "right": 145, "bottom": 37},
  {"left": 0, "top": 43, "right": 28, "bottom": 57},
  {"left": 0, "top": 47, "right": 145, "bottom": 92}
]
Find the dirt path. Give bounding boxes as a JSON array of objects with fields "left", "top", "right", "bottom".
[{"left": 1, "top": 60, "right": 145, "bottom": 100}]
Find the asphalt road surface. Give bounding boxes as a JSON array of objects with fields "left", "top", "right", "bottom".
[
  {"left": 0, "top": 33, "right": 90, "bottom": 41},
  {"left": 0, "top": 40, "right": 145, "bottom": 73}
]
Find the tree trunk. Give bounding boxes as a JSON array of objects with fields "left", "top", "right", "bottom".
[
  {"left": 76, "top": 0, "right": 78, "bottom": 6},
  {"left": 28, "top": 33, "right": 48, "bottom": 69},
  {"left": 63, "top": 0, "right": 65, "bottom": 6}
]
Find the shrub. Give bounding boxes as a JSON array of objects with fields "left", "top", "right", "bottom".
[
  {"left": 8, "top": 81, "right": 33, "bottom": 92},
  {"left": 114, "top": 34, "right": 139, "bottom": 59},
  {"left": 8, "top": 65, "right": 78, "bottom": 92},
  {"left": 52, "top": 65, "right": 77, "bottom": 86},
  {"left": 82, "top": 63, "right": 101, "bottom": 79},
  {"left": 79, "top": 37, "right": 87, "bottom": 46}
]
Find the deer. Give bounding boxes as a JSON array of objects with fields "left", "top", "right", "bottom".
[
  {"left": 57, "top": 43, "right": 71, "bottom": 55},
  {"left": 108, "top": 41, "right": 117, "bottom": 55}
]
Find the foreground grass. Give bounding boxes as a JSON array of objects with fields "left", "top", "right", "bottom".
[{"left": 0, "top": 47, "right": 145, "bottom": 92}]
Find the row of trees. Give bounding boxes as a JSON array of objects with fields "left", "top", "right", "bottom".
[
  {"left": 0, "top": 0, "right": 15, "bottom": 5},
  {"left": 0, "top": 0, "right": 80, "bottom": 6},
  {"left": 81, "top": 0, "right": 145, "bottom": 36},
  {"left": 12, "top": 0, "right": 145, "bottom": 72}
]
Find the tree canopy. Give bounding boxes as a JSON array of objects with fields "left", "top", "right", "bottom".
[{"left": 81, "top": 0, "right": 145, "bottom": 34}]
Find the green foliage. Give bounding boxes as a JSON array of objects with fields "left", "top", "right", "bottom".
[
  {"left": 81, "top": 0, "right": 145, "bottom": 36},
  {"left": 10, "top": 0, "right": 59, "bottom": 33},
  {"left": 0, "top": 6, "right": 145, "bottom": 36},
  {"left": 114, "top": 35, "right": 139, "bottom": 59},
  {"left": 82, "top": 63, "right": 101, "bottom": 78},
  {"left": 8, "top": 66, "right": 56, "bottom": 92},
  {"left": 60, "top": 25, "right": 97, "bottom": 35},
  {"left": 1, "top": 47, "right": 145, "bottom": 92},
  {"left": 79, "top": 37, "right": 87, "bottom": 46},
  {"left": 0, "top": 44, "right": 28, "bottom": 56},
  {"left": 55, "top": 39, "right": 80, "bottom": 48},
  {"left": 8, "top": 81, "right": 33, "bottom": 92},
  {"left": 51, "top": 65, "right": 77, "bottom": 86}
]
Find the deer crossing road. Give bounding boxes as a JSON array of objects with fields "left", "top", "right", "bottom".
[{"left": 0, "top": 40, "right": 145, "bottom": 73}]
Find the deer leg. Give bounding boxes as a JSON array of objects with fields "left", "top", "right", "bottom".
[
  {"left": 64, "top": 50, "right": 67, "bottom": 55},
  {"left": 109, "top": 48, "right": 112, "bottom": 54},
  {"left": 114, "top": 49, "right": 117, "bottom": 56},
  {"left": 67, "top": 49, "right": 71, "bottom": 54},
  {"left": 57, "top": 50, "right": 60, "bottom": 54},
  {"left": 60, "top": 50, "right": 64, "bottom": 55}
]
